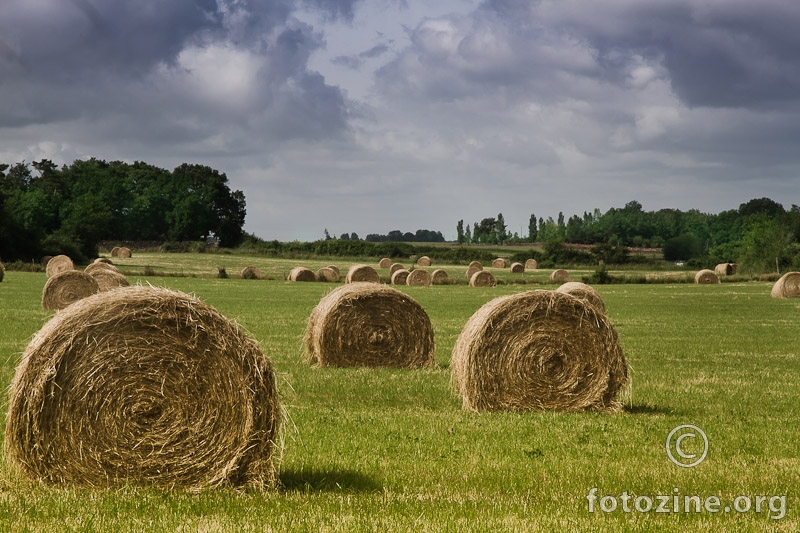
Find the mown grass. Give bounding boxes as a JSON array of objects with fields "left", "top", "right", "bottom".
[{"left": 0, "top": 255, "right": 798, "bottom": 531}]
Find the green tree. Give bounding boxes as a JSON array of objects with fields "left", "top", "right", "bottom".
[
  {"left": 528, "top": 213, "right": 537, "bottom": 242},
  {"left": 738, "top": 216, "right": 794, "bottom": 274},
  {"left": 456, "top": 219, "right": 465, "bottom": 244},
  {"left": 495, "top": 213, "right": 507, "bottom": 244}
]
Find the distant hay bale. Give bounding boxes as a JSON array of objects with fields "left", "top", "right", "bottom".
[
  {"left": 0, "top": 262, "right": 4, "bottom": 283},
  {"left": 346, "top": 264, "right": 380, "bottom": 284},
  {"left": 389, "top": 263, "right": 404, "bottom": 275},
  {"left": 304, "top": 283, "right": 435, "bottom": 368},
  {"left": 465, "top": 265, "right": 483, "bottom": 280},
  {"left": 88, "top": 269, "right": 130, "bottom": 292},
  {"left": 469, "top": 270, "right": 497, "bottom": 287},
  {"left": 84, "top": 262, "right": 120, "bottom": 276},
  {"left": 41, "top": 255, "right": 53, "bottom": 266},
  {"left": 6, "top": 286, "right": 281, "bottom": 491},
  {"left": 110, "top": 247, "right": 132, "bottom": 259},
  {"left": 468, "top": 261, "right": 483, "bottom": 270},
  {"left": 289, "top": 267, "right": 316, "bottom": 282},
  {"left": 241, "top": 266, "right": 262, "bottom": 280},
  {"left": 549, "top": 269, "right": 570, "bottom": 283},
  {"left": 316, "top": 267, "right": 339, "bottom": 282},
  {"left": 417, "top": 256, "right": 432, "bottom": 267},
  {"left": 714, "top": 263, "right": 737, "bottom": 276},
  {"left": 771, "top": 272, "right": 800, "bottom": 298},
  {"left": 41, "top": 271, "right": 100, "bottom": 310},
  {"left": 694, "top": 269, "right": 720, "bottom": 284},
  {"left": 407, "top": 269, "right": 432, "bottom": 287},
  {"left": 525, "top": 259, "right": 538, "bottom": 270},
  {"left": 94, "top": 257, "right": 114, "bottom": 265},
  {"left": 510, "top": 262, "right": 524, "bottom": 274},
  {"left": 46, "top": 255, "right": 74, "bottom": 278},
  {"left": 379, "top": 258, "right": 392, "bottom": 269},
  {"left": 491, "top": 258, "right": 507, "bottom": 268},
  {"left": 326, "top": 265, "right": 340, "bottom": 276},
  {"left": 431, "top": 269, "right": 448, "bottom": 284},
  {"left": 391, "top": 269, "right": 410, "bottom": 285},
  {"left": 451, "top": 290, "right": 628, "bottom": 412},
  {"left": 110, "top": 247, "right": 120, "bottom": 257},
  {"left": 555, "top": 282, "right": 606, "bottom": 313}
]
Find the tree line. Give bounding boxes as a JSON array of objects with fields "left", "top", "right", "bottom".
[{"left": 0, "top": 159, "right": 247, "bottom": 262}]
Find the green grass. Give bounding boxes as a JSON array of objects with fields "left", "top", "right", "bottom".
[{"left": 0, "top": 255, "right": 798, "bottom": 531}]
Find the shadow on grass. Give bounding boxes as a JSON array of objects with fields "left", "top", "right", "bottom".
[
  {"left": 280, "top": 468, "right": 382, "bottom": 493},
  {"left": 625, "top": 403, "right": 684, "bottom": 416}
]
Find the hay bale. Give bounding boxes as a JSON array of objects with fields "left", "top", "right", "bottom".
[
  {"left": 346, "top": 264, "right": 380, "bottom": 284},
  {"left": 316, "top": 267, "right": 339, "bottom": 282},
  {"left": 6, "top": 286, "right": 281, "bottom": 491},
  {"left": 379, "top": 258, "right": 392, "bottom": 269},
  {"left": 42, "top": 271, "right": 100, "bottom": 310},
  {"left": 89, "top": 269, "right": 130, "bottom": 292},
  {"left": 714, "top": 263, "right": 736, "bottom": 276},
  {"left": 451, "top": 290, "right": 628, "bottom": 412},
  {"left": 326, "top": 265, "right": 340, "bottom": 276},
  {"left": 431, "top": 269, "right": 448, "bottom": 284},
  {"left": 465, "top": 265, "right": 483, "bottom": 280},
  {"left": 304, "top": 283, "right": 435, "bottom": 368},
  {"left": 468, "top": 261, "right": 483, "bottom": 270},
  {"left": 417, "top": 256, "right": 432, "bottom": 267},
  {"left": 46, "top": 255, "right": 74, "bottom": 278},
  {"left": 510, "top": 262, "right": 524, "bottom": 274},
  {"left": 694, "top": 269, "right": 720, "bottom": 284},
  {"left": 771, "top": 272, "right": 800, "bottom": 298},
  {"left": 391, "top": 269, "right": 410, "bottom": 285},
  {"left": 407, "top": 269, "right": 432, "bottom": 287},
  {"left": 94, "top": 257, "right": 114, "bottom": 265},
  {"left": 525, "top": 259, "right": 538, "bottom": 270},
  {"left": 111, "top": 247, "right": 132, "bottom": 259},
  {"left": 110, "top": 247, "right": 120, "bottom": 257},
  {"left": 241, "top": 266, "right": 262, "bottom": 280},
  {"left": 389, "top": 263, "right": 404, "bottom": 275},
  {"left": 469, "top": 270, "right": 497, "bottom": 287},
  {"left": 555, "top": 281, "right": 606, "bottom": 313},
  {"left": 549, "top": 269, "right": 570, "bottom": 283},
  {"left": 84, "top": 262, "right": 120, "bottom": 276},
  {"left": 289, "top": 267, "right": 316, "bottom": 282},
  {"left": 491, "top": 258, "right": 507, "bottom": 268}
]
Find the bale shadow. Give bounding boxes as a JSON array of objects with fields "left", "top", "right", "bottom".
[{"left": 280, "top": 468, "right": 381, "bottom": 493}]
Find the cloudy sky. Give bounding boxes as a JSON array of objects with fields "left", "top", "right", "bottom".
[{"left": 1, "top": 0, "right": 798, "bottom": 241}]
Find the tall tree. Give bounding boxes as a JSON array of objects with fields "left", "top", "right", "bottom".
[
  {"left": 456, "top": 219, "right": 465, "bottom": 244},
  {"left": 495, "top": 213, "right": 507, "bottom": 244},
  {"left": 528, "top": 213, "right": 537, "bottom": 242}
]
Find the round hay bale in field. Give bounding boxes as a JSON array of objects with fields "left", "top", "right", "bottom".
[
  {"left": 771, "top": 272, "right": 800, "bottom": 298},
  {"left": 94, "top": 257, "right": 114, "bottom": 265},
  {"left": 417, "top": 256, "right": 432, "bottom": 267},
  {"left": 42, "top": 271, "right": 100, "bottom": 310},
  {"left": 111, "top": 246, "right": 132, "bottom": 259},
  {"left": 714, "top": 263, "right": 735, "bottom": 276},
  {"left": 84, "top": 261, "right": 120, "bottom": 276},
  {"left": 241, "top": 266, "right": 262, "bottom": 280},
  {"left": 549, "top": 269, "right": 570, "bottom": 283},
  {"left": 465, "top": 265, "right": 483, "bottom": 280},
  {"left": 468, "top": 261, "right": 483, "bottom": 270},
  {"left": 326, "top": 265, "right": 340, "bottom": 276},
  {"left": 491, "top": 258, "right": 507, "bottom": 268},
  {"left": 694, "top": 269, "right": 719, "bottom": 284},
  {"left": 431, "top": 269, "right": 448, "bottom": 284},
  {"left": 555, "top": 281, "right": 606, "bottom": 313},
  {"left": 510, "top": 262, "right": 524, "bottom": 274},
  {"left": 451, "top": 290, "right": 628, "bottom": 413},
  {"left": 46, "top": 255, "right": 74, "bottom": 278},
  {"left": 316, "top": 267, "right": 339, "bottom": 282},
  {"left": 289, "top": 267, "right": 316, "bottom": 282},
  {"left": 469, "top": 270, "right": 497, "bottom": 287},
  {"left": 110, "top": 247, "right": 121, "bottom": 257},
  {"left": 379, "top": 258, "right": 392, "bottom": 269},
  {"left": 389, "top": 263, "right": 404, "bottom": 275},
  {"left": 346, "top": 264, "right": 380, "bottom": 284},
  {"left": 304, "top": 283, "right": 435, "bottom": 368},
  {"left": 6, "top": 286, "right": 281, "bottom": 491},
  {"left": 89, "top": 269, "right": 130, "bottom": 292},
  {"left": 407, "top": 269, "right": 432, "bottom": 287},
  {"left": 525, "top": 259, "right": 538, "bottom": 270},
  {"left": 391, "top": 269, "right": 410, "bottom": 285}
]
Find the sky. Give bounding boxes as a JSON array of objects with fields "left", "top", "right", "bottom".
[{"left": 1, "top": 0, "right": 799, "bottom": 241}]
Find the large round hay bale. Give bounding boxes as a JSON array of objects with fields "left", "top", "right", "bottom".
[
  {"left": 431, "top": 269, "right": 448, "bottom": 284},
  {"left": 549, "top": 269, "right": 570, "bottom": 283},
  {"left": 525, "top": 259, "right": 538, "bottom": 270},
  {"left": 407, "top": 269, "right": 432, "bottom": 287},
  {"left": 289, "top": 266, "right": 316, "bottom": 282},
  {"left": 46, "top": 255, "right": 74, "bottom": 278},
  {"left": 7, "top": 286, "right": 281, "bottom": 491},
  {"left": 84, "top": 262, "right": 120, "bottom": 276},
  {"left": 555, "top": 282, "right": 606, "bottom": 313},
  {"left": 451, "top": 290, "right": 628, "bottom": 412},
  {"left": 469, "top": 270, "right": 496, "bottom": 287},
  {"left": 42, "top": 271, "right": 100, "bottom": 310},
  {"left": 417, "top": 256, "right": 432, "bottom": 267},
  {"left": 391, "top": 269, "right": 410, "bottom": 285},
  {"left": 110, "top": 247, "right": 121, "bottom": 257},
  {"left": 714, "top": 263, "right": 735, "bottom": 276},
  {"left": 510, "top": 262, "right": 524, "bottom": 274},
  {"left": 468, "top": 261, "right": 483, "bottom": 270},
  {"left": 491, "top": 258, "right": 507, "bottom": 268},
  {"left": 465, "top": 265, "right": 483, "bottom": 280},
  {"left": 389, "top": 263, "right": 404, "bottom": 275},
  {"left": 316, "top": 267, "right": 339, "bottom": 282},
  {"left": 241, "top": 266, "right": 262, "bottom": 280},
  {"left": 94, "top": 257, "right": 114, "bottom": 265},
  {"left": 346, "top": 264, "right": 380, "bottom": 284},
  {"left": 89, "top": 269, "right": 130, "bottom": 292},
  {"left": 379, "top": 258, "right": 392, "bottom": 269},
  {"left": 111, "top": 246, "right": 132, "bottom": 259},
  {"left": 771, "top": 272, "right": 800, "bottom": 298},
  {"left": 304, "top": 283, "right": 435, "bottom": 368},
  {"left": 694, "top": 269, "right": 720, "bottom": 284}
]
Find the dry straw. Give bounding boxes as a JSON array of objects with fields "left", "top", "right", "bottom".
[
  {"left": 42, "top": 271, "right": 100, "bottom": 310},
  {"left": 346, "top": 264, "right": 380, "bottom": 283},
  {"left": 304, "top": 283, "right": 435, "bottom": 368},
  {"left": 94, "top": 257, "right": 114, "bottom": 265},
  {"left": 407, "top": 269, "right": 432, "bottom": 286},
  {"left": 241, "top": 266, "right": 262, "bottom": 280},
  {"left": 89, "top": 269, "right": 130, "bottom": 292},
  {"left": 389, "top": 263, "right": 404, "bottom": 275},
  {"left": 465, "top": 265, "right": 483, "bottom": 280},
  {"left": 84, "top": 261, "right": 120, "bottom": 276},
  {"left": 491, "top": 258, "right": 507, "bottom": 268},
  {"left": 771, "top": 272, "right": 800, "bottom": 298},
  {"left": 555, "top": 281, "right": 606, "bottom": 313},
  {"left": 469, "top": 270, "right": 496, "bottom": 287},
  {"left": 7, "top": 286, "right": 281, "bottom": 491},
  {"left": 525, "top": 259, "right": 538, "bottom": 270},
  {"left": 379, "top": 258, "right": 392, "bottom": 269},
  {"left": 289, "top": 267, "right": 316, "bottom": 282},
  {"left": 549, "top": 269, "right": 571, "bottom": 283},
  {"left": 391, "top": 269, "right": 410, "bottom": 285},
  {"left": 468, "top": 261, "right": 483, "bottom": 270},
  {"left": 111, "top": 246, "right": 132, "bottom": 258},
  {"left": 451, "top": 290, "right": 628, "bottom": 412},
  {"left": 46, "top": 255, "right": 74, "bottom": 278},
  {"left": 431, "top": 269, "right": 448, "bottom": 284},
  {"left": 714, "top": 263, "right": 738, "bottom": 276},
  {"left": 326, "top": 265, "right": 340, "bottom": 276},
  {"left": 316, "top": 267, "right": 339, "bottom": 282},
  {"left": 694, "top": 269, "right": 720, "bottom": 284},
  {"left": 417, "top": 256, "right": 432, "bottom": 267},
  {"left": 510, "top": 262, "right": 524, "bottom": 274}
]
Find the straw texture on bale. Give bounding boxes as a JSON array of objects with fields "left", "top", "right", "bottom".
[
  {"left": 694, "top": 269, "right": 720, "bottom": 284},
  {"left": 94, "top": 257, "right": 114, "bottom": 265},
  {"left": 326, "top": 265, "right": 340, "bottom": 276},
  {"left": 316, "top": 267, "right": 339, "bottom": 282},
  {"left": 389, "top": 263, "right": 404, "bottom": 275},
  {"left": 84, "top": 261, "right": 120, "bottom": 276},
  {"left": 510, "top": 262, "right": 524, "bottom": 274},
  {"left": 110, "top": 247, "right": 120, "bottom": 257},
  {"left": 42, "top": 271, "right": 100, "bottom": 310},
  {"left": 771, "top": 272, "right": 800, "bottom": 298},
  {"left": 304, "top": 283, "right": 435, "bottom": 368},
  {"left": 491, "top": 258, "right": 507, "bottom": 268},
  {"left": 7, "top": 286, "right": 281, "bottom": 491},
  {"left": 46, "top": 255, "right": 74, "bottom": 278},
  {"left": 111, "top": 246, "right": 132, "bottom": 258},
  {"left": 346, "top": 264, "right": 380, "bottom": 284},
  {"left": 89, "top": 269, "right": 130, "bottom": 292},
  {"left": 451, "top": 290, "right": 628, "bottom": 412},
  {"left": 241, "top": 266, "right": 262, "bottom": 280},
  {"left": 525, "top": 259, "right": 538, "bottom": 270},
  {"left": 468, "top": 261, "right": 483, "bottom": 270},
  {"left": 407, "top": 269, "right": 432, "bottom": 286},
  {"left": 431, "top": 269, "right": 448, "bottom": 284},
  {"left": 289, "top": 267, "right": 316, "bottom": 282},
  {"left": 379, "top": 258, "right": 392, "bottom": 269},
  {"left": 714, "top": 263, "right": 737, "bottom": 276},
  {"left": 391, "top": 269, "right": 410, "bottom": 285},
  {"left": 465, "top": 265, "right": 483, "bottom": 280},
  {"left": 555, "top": 282, "right": 606, "bottom": 313},
  {"left": 549, "top": 269, "right": 570, "bottom": 283},
  {"left": 469, "top": 270, "right": 496, "bottom": 287},
  {"left": 417, "top": 256, "right": 432, "bottom": 267}
]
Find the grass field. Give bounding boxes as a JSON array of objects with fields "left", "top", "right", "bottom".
[{"left": 1, "top": 254, "right": 798, "bottom": 531}]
